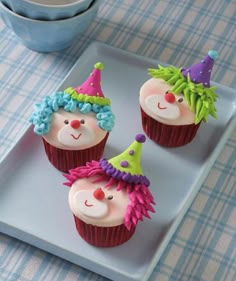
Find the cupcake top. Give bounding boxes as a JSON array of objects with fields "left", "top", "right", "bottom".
[
  {"left": 64, "top": 134, "right": 155, "bottom": 230},
  {"left": 29, "top": 62, "right": 115, "bottom": 150},
  {"left": 139, "top": 51, "right": 218, "bottom": 126}
]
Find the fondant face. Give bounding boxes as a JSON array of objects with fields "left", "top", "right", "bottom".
[
  {"left": 43, "top": 109, "right": 107, "bottom": 150},
  {"left": 68, "top": 176, "right": 129, "bottom": 227},
  {"left": 139, "top": 78, "right": 195, "bottom": 125}
]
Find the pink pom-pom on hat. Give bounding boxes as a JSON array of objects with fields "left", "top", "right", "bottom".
[{"left": 75, "top": 62, "right": 105, "bottom": 98}]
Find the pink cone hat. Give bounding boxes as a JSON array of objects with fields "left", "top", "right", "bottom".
[
  {"left": 64, "top": 62, "right": 111, "bottom": 106},
  {"left": 75, "top": 62, "right": 105, "bottom": 98}
]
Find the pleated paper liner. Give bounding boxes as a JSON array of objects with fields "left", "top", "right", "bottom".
[
  {"left": 42, "top": 133, "right": 109, "bottom": 172},
  {"left": 140, "top": 107, "right": 201, "bottom": 147},
  {"left": 73, "top": 215, "right": 136, "bottom": 247}
]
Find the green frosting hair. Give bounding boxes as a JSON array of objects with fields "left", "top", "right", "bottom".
[{"left": 148, "top": 65, "right": 218, "bottom": 124}]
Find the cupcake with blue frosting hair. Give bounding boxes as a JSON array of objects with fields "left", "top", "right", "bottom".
[
  {"left": 139, "top": 50, "right": 219, "bottom": 147},
  {"left": 30, "top": 62, "right": 115, "bottom": 172}
]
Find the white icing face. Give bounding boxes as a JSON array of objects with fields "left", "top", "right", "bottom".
[
  {"left": 43, "top": 109, "right": 107, "bottom": 150},
  {"left": 139, "top": 78, "right": 195, "bottom": 125},
  {"left": 68, "top": 176, "right": 129, "bottom": 227},
  {"left": 74, "top": 190, "right": 108, "bottom": 218},
  {"left": 145, "top": 95, "right": 180, "bottom": 120}
]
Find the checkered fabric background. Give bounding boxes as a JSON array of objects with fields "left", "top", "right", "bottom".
[{"left": 0, "top": 0, "right": 235, "bottom": 280}]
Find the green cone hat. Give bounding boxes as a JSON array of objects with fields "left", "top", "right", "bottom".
[{"left": 99, "top": 134, "right": 150, "bottom": 186}]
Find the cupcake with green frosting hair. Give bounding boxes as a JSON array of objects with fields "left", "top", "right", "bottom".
[
  {"left": 139, "top": 50, "right": 218, "bottom": 147},
  {"left": 29, "top": 62, "right": 115, "bottom": 172}
]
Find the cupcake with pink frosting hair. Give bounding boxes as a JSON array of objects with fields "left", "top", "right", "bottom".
[
  {"left": 64, "top": 134, "right": 155, "bottom": 247},
  {"left": 29, "top": 62, "right": 115, "bottom": 172}
]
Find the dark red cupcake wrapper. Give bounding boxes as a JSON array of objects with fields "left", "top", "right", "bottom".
[
  {"left": 140, "top": 107, "right": 201, "bottom": 147},
  {"left": 42, "top": 133, "right": 109, "bottom": 172},
  {"left": 73, "top": 215, "right": 136, "bottom": 247}
]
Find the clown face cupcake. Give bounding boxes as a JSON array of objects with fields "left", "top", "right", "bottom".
[
  {"left": 139, "top": 50, "right": 218, "bottom": 147},
  {"left": 29, "top": 62, "right": 115, "bottom": 172},
  {"left": 64, "top": 134, "right": 155, "bottom": 247}
]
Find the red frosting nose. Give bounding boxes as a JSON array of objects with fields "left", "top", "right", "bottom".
[
  {"left": 165, "top": 92, "right": 176, "bottom": 103},
  {"left": 93, "top": 188, "right": 105, "bottom": 200},
  {"left": 70, "top": 119, "right": 80, "bottom": 129}
]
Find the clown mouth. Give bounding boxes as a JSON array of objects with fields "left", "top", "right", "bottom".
[
  {"left": 70, "top": 133, "right": 82, "bottom": 140},
  {"left": 84, "top": 200, "right": 93, "bottom": 207},
  {"left": 157, "top": 102, "right": 167, "bottom": 110}
]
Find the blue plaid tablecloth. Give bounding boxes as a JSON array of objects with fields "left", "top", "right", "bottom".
[{"left": 0, "top": 0, "right": 235, "bottom": 280}]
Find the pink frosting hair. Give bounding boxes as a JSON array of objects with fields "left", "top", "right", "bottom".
[{"left": 64, "top": 161, "right": 155, "bottom": 230}]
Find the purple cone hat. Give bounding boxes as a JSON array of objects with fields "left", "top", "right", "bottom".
[
  {"left": 99, "top": 134, "right": 150, "bottom": 186},
  {"left": 181, "top": 50, "right": 219, "bottom": 87}
]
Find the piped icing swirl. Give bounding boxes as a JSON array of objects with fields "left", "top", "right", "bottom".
[
  {"left": 64, "top": 87, "right": 111, "bottom": 106},
  {"left": 148, "top": 65, "right": 218, "bottom": 124},
  {"left": 29, "top": 92, "right": 115, "bottom": 135}
]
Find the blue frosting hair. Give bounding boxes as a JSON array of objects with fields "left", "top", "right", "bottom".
[{"left": 29, "top": 92, "right": 115, "bottom": 135}]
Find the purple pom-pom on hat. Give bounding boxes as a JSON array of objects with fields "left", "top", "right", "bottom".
[
  {"left": 181, "top": 50, "right": 218, "bottom": 87},
  {"left": 135, "top": 134, "right": 146, "bottom": 143}
]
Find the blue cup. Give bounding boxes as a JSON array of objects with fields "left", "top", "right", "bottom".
[
  {"left": 1, "top": 0, "right": 94, "bottom": 20},
  {"left": 0, "top": 0, "right": 100, "bottom": 52}
]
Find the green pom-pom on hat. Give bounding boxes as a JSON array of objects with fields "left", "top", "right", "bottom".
[{"left": 94, "top": 62, "right": 104, "bottom": 71}]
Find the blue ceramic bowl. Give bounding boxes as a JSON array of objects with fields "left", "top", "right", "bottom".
[
  {"left": 0, "top": 0, "right": 100, "bottom": 52},
  {"left": 1, "top": 0, "right": 94, "bottom": 20}
]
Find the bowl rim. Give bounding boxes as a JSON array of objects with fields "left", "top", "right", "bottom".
[
  {"left": 0, "top": 0, "right": 98, "bottom": 23},
  {"left": 20, "top": 0, "right": 93, "bottom": 9}
]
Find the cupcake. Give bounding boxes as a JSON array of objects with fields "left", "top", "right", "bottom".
[
  {"left": 139, "top": 50, "right": 219, "bottom": 147},
  {"left": 29, "top": 62, "right": 115, "bottom": 172},
  {"left": 64, "top": 134, "right": 155, "bottom": 247}
]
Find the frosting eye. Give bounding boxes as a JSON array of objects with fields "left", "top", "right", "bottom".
[
  {"left": 80, "top": 119, "right": 85, "bottom": 124},
  {"left": 178, "top": 98, "right": 184, "bottom": 103},
  {"left": 107, "top": 195, "right": 113, "bottom": 200},
  {"left": 64, "top": 120, "right": 69, "bottom": 124}
]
